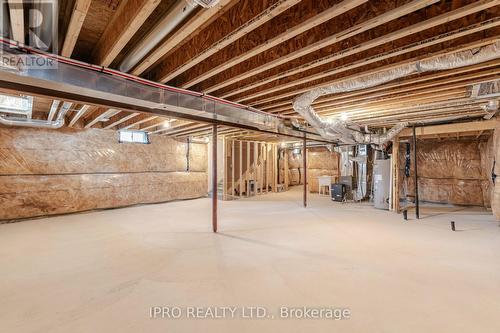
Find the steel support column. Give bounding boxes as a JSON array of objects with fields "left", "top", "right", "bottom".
[
  {"left": 212, "top": 124, "right": 218, "bottom": 232},
  {"left": 303, "top": 134, "right": 307, "bottom": 208},
  {"left": 413, "top": 125, "right": 420, "bottom": 219}
]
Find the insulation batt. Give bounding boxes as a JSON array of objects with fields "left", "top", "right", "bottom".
[
  {"left": 398, "top": 138, "right": 492, "bottom": 208},
  {"left": 0, "top": 127, "right": 208, "bottom": 220},
  {"left": 306, "top": 148, "right": 340, "bottom": 193},
  {"left": 293, "top": 41, "right": 500, "bottom": 144}
]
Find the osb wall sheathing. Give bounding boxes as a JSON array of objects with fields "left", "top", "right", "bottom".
[
  {"left": 0, "top": 127, "right": 208, "bottom": 221},
  {"left": 398, "top": 137, "right": 492, "bottom": 207}
]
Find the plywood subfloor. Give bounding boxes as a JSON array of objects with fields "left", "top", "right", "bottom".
[{"left": 1, "top": 187, "right": 499, "bottom": 332}]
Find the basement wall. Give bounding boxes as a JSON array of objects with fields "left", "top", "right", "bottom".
[
  {"left": 0, "top": 127, "right": 208, "bottom": 221},
  {"left": 398, "top": 137, "right": 492, "bottom": 207},
  {"left": 286, "top": 147, "right": 340, "bottom": 192}
]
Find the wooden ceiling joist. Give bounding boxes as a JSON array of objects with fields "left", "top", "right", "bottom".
[
  {"left": 131, "top": 0, "right": 235, "bottom": 75},
  {"left": 69, "top": 104, "right": 91, "bottom": 127},
  {"left": 398, "top": 119, "right": 496, "bottom": 137},
  {"left": 84, "top": 108, "right": 120, "bottom": 128},
  {"left": 152, "top": 0, "right": 302, "bottom": 83},
  {"left": 207, "top": 0, "right": 441, "bottom": 95},
  {"left": 103, "top": 112, "right": 140, "bottom": 129},
  {"left": 159, "top": 123, "right": 207, "bottom": 136},
  {"left": 61, "top": 0, "right": 92, "bottom": 57},
  {"left": 262, "top": 59, "right": 500, "bottom": 112},
  {"left": 149, "top": 120, "right": 194, "bottom": 134},
  {"left": 247, "top": 37, "right": 500, "bottom": 109},
  {"left": 7, "top": 0, "right": 24, "bottom": 43},
  {"left": 180, "top": 0, "right": 368, "bottom": 89},
  {"left": 220, "top": 3, "right": 500, "bottom": 99},
  {"left": 92, "top": 0, "right": 162, "bottom": 66},
  {"left": 47, "top": 100, "right": 60, "bottom": 122},
  {"left": 118, "top": 114, "right": 159, "bottom": 130},
  {"left": 239, "top": 30, "right": 500, "bottom": 105}
]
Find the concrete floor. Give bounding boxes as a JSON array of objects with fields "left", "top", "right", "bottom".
[{"left": 1, "top": 186, "right": 499, "bottom": 333}]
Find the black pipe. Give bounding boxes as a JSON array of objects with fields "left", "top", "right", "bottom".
[{"left": 413, "top": 125, "right": 419, "bottom": 219}]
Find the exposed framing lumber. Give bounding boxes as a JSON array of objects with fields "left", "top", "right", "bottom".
[
  {"left": 158, "top": 123, "right": 206, "bottom": 136},
  {"left": 209, "top": 0, "right": 441, "bottom": 95},
  {"left": 181, "top": 0, "right": 367, "bottom": 88},
  {"left": 118, "top": 114, "right": 158, "bottom": 130},
  {"left": 140, "top": 118, "right": 173, "bottom": 131},
  {"left": 69, "top": 104, "right": 90, "bottom": 127},
  {"left": 261, "top": 59, "right": 500, "bottom": 112},
  {"left": 61, "top": 0, "right": 92, "bottom": 57},
  {"left": 84, "top": 108, "right": 119, "bottom": 128},
  {"left": 398, "top": 119, "right": 496, "bottom": 137},
  {"left": 131, "top": 0, "right": 234, "bottom": 75},
  {"left": 248, "top": 37, "right": 500, "bottom": 107},
  {"left": 47, "top": 100, "right": 60, "bottom": 121},
  {"left": 239, "top": 31, "right": 500, "bottom": 104},
  {"left": 92, "top": 0, "right": 161, "bottom": 66},
  {"left": 103, "top": 112, "right": 140, "bottom": 129},
  {"left": 221, "top": 4, "right": 500, "bottom": 99},
  {"left": 153, "top": 0, "right": 302, "bottom": 83},
  {"left": 7, "top": 0, "right": 24, "bottom": 43},
  {"left": 268, "top": 60, "right": 500, "bottom": 115}
]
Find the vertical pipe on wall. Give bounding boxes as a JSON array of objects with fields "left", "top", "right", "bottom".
[
  {"left": 413, "top": 125, "right": 419, "bottom": 219},
  {"left": 303, "top": 134, "right": 307, "bottom": 208},
  {"left": 212, "top": 124, "right": 218, "bottom": 233}
]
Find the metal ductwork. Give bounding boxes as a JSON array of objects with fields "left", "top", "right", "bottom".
[
  {"left": 0, "top": 39, "right": 329, "bottom": 142},
  {"left": 293, "top": 40, "right": 500, "bottom": 145},
  {"left": 0, "top": 102, "right": 70, "bottom": 128},
  {"left": 119, "top": 0, "right": 220, "bottom": 73}
]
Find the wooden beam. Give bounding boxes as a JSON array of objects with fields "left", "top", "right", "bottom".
[
  {"left": 131, "top": 0, "right": 234, "bottom": 75},
  {"left": 47, "top": 100, "right": 60, "bottom": 121},
  {"left": 209, "top": 0, "right": 441, "bottom": 95},
  {"left": 118, "top": 114, "right": 158, "bottom": 130},
  {"left": 261, "top": 59, "right": 500, "bottom": 112},
  {"left": 238, "top": 31, "right": 500, "bottom": 104},
  {"left": 61, "top": 0, "right": 92, "bottom": 57},
  {"left": 158, "top": 123, "right": 205, "bottom": 136},
  {"left": 221, "top": 4, "right": 499, "bottom": 99},
  {"left": 153, "top": 0, "right": 301, "bottom": 83},
  {"left": 92, "top": 0, "right": 161, "bottom": 66},
  {"left": 181, "top": 0, "right": 367, "bottom": 88},
  {"left": 103, "top": 112, "right": 140, "bottom": 129},
  {"left": 247, "top": 37, "right": 500, "bottom": 107},
  {"left": 7, "top": 0, "right": 24, "bottom": 43},
  {"left": 399, "top": 120, "right": 496, "bottom": 137},
  {"left": 69, "top": 104, "right": 91, "bottom": 127},
  {"left": 84, "top": 108, "right": 120, "bottom": 128}
]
